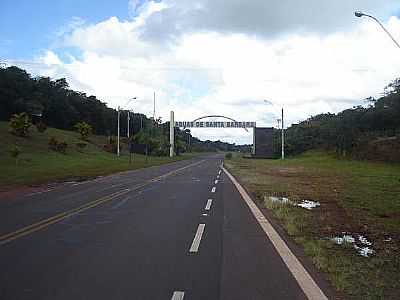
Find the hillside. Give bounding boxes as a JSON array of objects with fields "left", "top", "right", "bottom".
[{"left": 0, "top": 121, "right": 193, "bottom": 188}]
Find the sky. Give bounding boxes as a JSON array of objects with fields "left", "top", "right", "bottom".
[{"left": 1, "top": 0, "right": 400, "bottom": 144}]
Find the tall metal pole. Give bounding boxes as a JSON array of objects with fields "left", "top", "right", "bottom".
[
  {"left": 281, "top": 108, "right": 285, "bottom": 160},
  {"left": 127, "top": 111, "right": 130, "bottom": 138},
  {"left": 153, "top": 92, "right": 156, "bottom": 120},
  {"left": 170, "top": 111, "right": 175, "bottom": 158},
  {"left": 117, "top": 107, "right": 120, "bottom": 157},
  {"left": 355, "top": 12, "right": 400, "bottom": 50}
]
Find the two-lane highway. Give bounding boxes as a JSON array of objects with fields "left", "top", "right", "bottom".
[{"left": 0, "top": 154, "right": 326, "bottom": 300}]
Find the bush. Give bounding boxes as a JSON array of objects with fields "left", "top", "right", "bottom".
[
  {"left": 48, "top": 137, "right": 68, "bottom": 154},
  {"left": 57, "top": 141, "right": 68, "bottom": 154},
  {"left": 74, "top": 121, "right": 92, "bottom": 141},
  {"left": 9, "top": 145, "right": 21, "bottom": 166},
  {"left": 76, "top": 142, "right": 87, "bottom": 149},
  {"left": 103, "top": 138, "right": 118, "bottom": 153},
  {"left": 9, "top": 112, "right": 32, "bottom": 137},
  {"left": 35, "top": 121, "right": 47, "bottom": 133},
  {"left": 225, "top": 153, "right": 233, "bottom": 159}
]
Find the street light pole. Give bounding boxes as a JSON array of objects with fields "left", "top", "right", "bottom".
[
  {"left": 117, "top": 97, "right": 137, "bottom": 157},
  {"left": 281, "top": 108, "right": 285, "bottom": 160},
  {"left": 117, "top": 106, "right": 121, "bottom": 156},
  {"left": 127, "top": 110, "right": 131, "bottom": 138},
  {"left": 354, "top": 11, "right": 400, "bottom": 49},
  {"left": 264, "top": 100, "right": 285, "bottom": 160}
]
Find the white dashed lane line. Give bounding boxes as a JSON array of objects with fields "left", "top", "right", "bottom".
[
  {"left": 171, "top": 291, "right": 185, "bottom": 300},
  {"left": 189, "top": 224, "right": 206, "bottom": 253},
  {"left": 214, "top": 180, "right": 218, "bottom": 184},
  {"left": 211, "top": 187, "right": 216, "bottom": 193},
  {"left": 205, "top": 199, "right": 213, "bottom": 210}
]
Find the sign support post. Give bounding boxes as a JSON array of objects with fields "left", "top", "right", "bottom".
[{"left": 170, "top": 111, "right": 175, "bottom": 157}]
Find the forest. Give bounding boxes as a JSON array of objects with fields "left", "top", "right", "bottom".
[
  {"left": 2, "top": 65, "right": 399, "bottom": 161},
  {"left": 273, "top": 78, "right": 400, "bottom": 162},
  {"left": 0, "top": 66, "right": 249, "bottom": 155}
]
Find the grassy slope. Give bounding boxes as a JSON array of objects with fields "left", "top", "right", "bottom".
[
  {"left": 225, "top": 151, "right": 400, "bottom": 300},
  {"left": 0, "top": 121, "right": 194, "bottom": 188}
]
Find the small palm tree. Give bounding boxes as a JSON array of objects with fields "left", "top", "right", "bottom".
[
  {"left": 74, "top": 122, "right": 93, "bottom": 141},
  {"left": 9, "top": 112, "right": 32, "bottom": 137}
]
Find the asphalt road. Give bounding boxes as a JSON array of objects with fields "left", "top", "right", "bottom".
[{"left": 0, "top": 154, "right": 319, "bottom": 300}]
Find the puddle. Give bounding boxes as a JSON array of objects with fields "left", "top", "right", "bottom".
[
  {"left": 297, "top": 200, "right": 320, "bottom": 210},
  {"left": 264, "top": 195, "right": 320, "bottom": 211},
  {"left": 354, "top": 245, "right": 375, "bottom": 257},
  {"left": 265, "top": 195, "right": 292, "bottom": 205},
  {"left": 330, "top": 233, "right": 375, "bottom": 257}
]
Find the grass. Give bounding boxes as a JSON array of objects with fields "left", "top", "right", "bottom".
[
  {"left": 225, "top": 151, "right": 400, "bottom": 300},
  {"left": 0, "top": 121, "right": 196, "bottom": 188}
]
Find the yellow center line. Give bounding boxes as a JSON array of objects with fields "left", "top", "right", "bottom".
[{"left": 0, "top": 159, "right": 206, "bottom": 246}]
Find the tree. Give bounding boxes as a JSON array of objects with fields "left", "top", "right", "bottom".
[
  {"left": 74, "top": 121, "right": 92, "bottom": 140},
  {"left": 9, "top": 112, "right": 32, "bottom": 137}
]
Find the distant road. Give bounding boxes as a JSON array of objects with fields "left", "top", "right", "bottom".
[{"left": 0, "top": 154, "right": 325, "bottom": 300}]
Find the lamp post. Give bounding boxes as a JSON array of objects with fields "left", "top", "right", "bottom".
[
  {"left": 264, "top": 100, "right": 285, "bottom": 160},
  {"left": 354, "top": 11, "right": 400, "bottom": 49},
  {"left": 117, "top": 97, "right": 137, "bottom": 157}
]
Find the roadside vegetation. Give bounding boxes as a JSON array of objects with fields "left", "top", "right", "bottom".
[
  {"left": 225, "top": 152, "right": 400, "bottom": 300},
  {"left": 270, "top": 78, "right": 400, "bottom": 163},
  {"left": 0, "top": 65, "right": 250, "bottom": 155},
  {"left": 0, "top": 65, "right": 252, "bottom": 188},
  {"left": 0, "top": 121, "right": 195, "bottom": 188}
]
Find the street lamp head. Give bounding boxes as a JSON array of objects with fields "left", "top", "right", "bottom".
[
  {"left": 355, "top": 11, "right": 365, "bottom": 18},
  {"left": 264, "top": 99, "right": 273, "bottom": 105}
]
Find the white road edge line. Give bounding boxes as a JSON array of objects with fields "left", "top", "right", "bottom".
[
  {"left": 222, "top": 166, "right": 328, "bottom": 300},
  {"left": 205, "top": 199, "right": 213, "bottom": 210},
  {"left": 171, "top": 291, "right": 185, "bottom": 300},
  {"left": 211, "top": 187, "right": 216, "bottom": 193},
  {"left": 189, "top": 224, "right": 206, "bottom": 253}
]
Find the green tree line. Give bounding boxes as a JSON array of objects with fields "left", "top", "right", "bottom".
[
  {"left": 275, "top": 78, "right": 400, "bottom": 161},
  {"left": 0, "top": 66, "right": 248, "bottom": 155}
]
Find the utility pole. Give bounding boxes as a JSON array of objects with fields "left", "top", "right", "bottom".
[
  {"left": 281, "top": 108, "right": 285, "bottom": 160},
  {"left": 170, "top": 111, "right": 175, "bottom": 157},
  {"left": 117, "top": 97, "right": 136, "bottom": 157},
  {"left": 117, "top": 106, "right": 121, "bottom": 156},
  {"left": 153, "top": 92, "right": 156, "bottom": 120},
  {"left": 127, "top": 111, "right": 130, "bottom": 138}
]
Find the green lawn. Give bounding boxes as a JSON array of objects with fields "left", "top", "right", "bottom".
[
  {"left": 0, "top": 121, "right": 196, "bottom": 188},
  {"left": 225, "top": 151, "right": 400, "bottom": 300}
]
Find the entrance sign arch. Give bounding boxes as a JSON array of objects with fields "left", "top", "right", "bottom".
[{"left": 169, "top": 111, "right": 256, "bottom": 157}]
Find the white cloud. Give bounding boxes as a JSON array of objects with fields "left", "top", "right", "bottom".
[{"left": 29, "top": 1, "right": 400, "bottom": 144}]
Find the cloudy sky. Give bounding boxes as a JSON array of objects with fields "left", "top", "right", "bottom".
[{"left": 2, "top": 0, "right": 400, "bottom": 144}]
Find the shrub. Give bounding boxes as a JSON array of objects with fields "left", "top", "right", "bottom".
[
  {"left": 9, "top": 145, "right": 21, "bottom": 166},
  {"left": 35, "top": 121, "right": 47, "bottom": 133},
  {"left": 48, "top": 137, "right": 68, "bottom": 154},
  {"left": 225, "top": 153, "right": 233, "bottom": 159},
  {"left": 56, "top": 141, "right": 68, "bottom": 154},
  {"left": 103, "top": 143, "right": 118, "bottom": 153},
  {"left": 76, "top": 142, "right": 87, "bottom": 149},
  {"left": 9, "top": 112, "right": 32, "bottom": 137},
  {"left": 74, "top": 121, "right": 92, "bottom": 141},
  {"left": 48, "top": 137, "right": 58, "bottom": 150}
]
